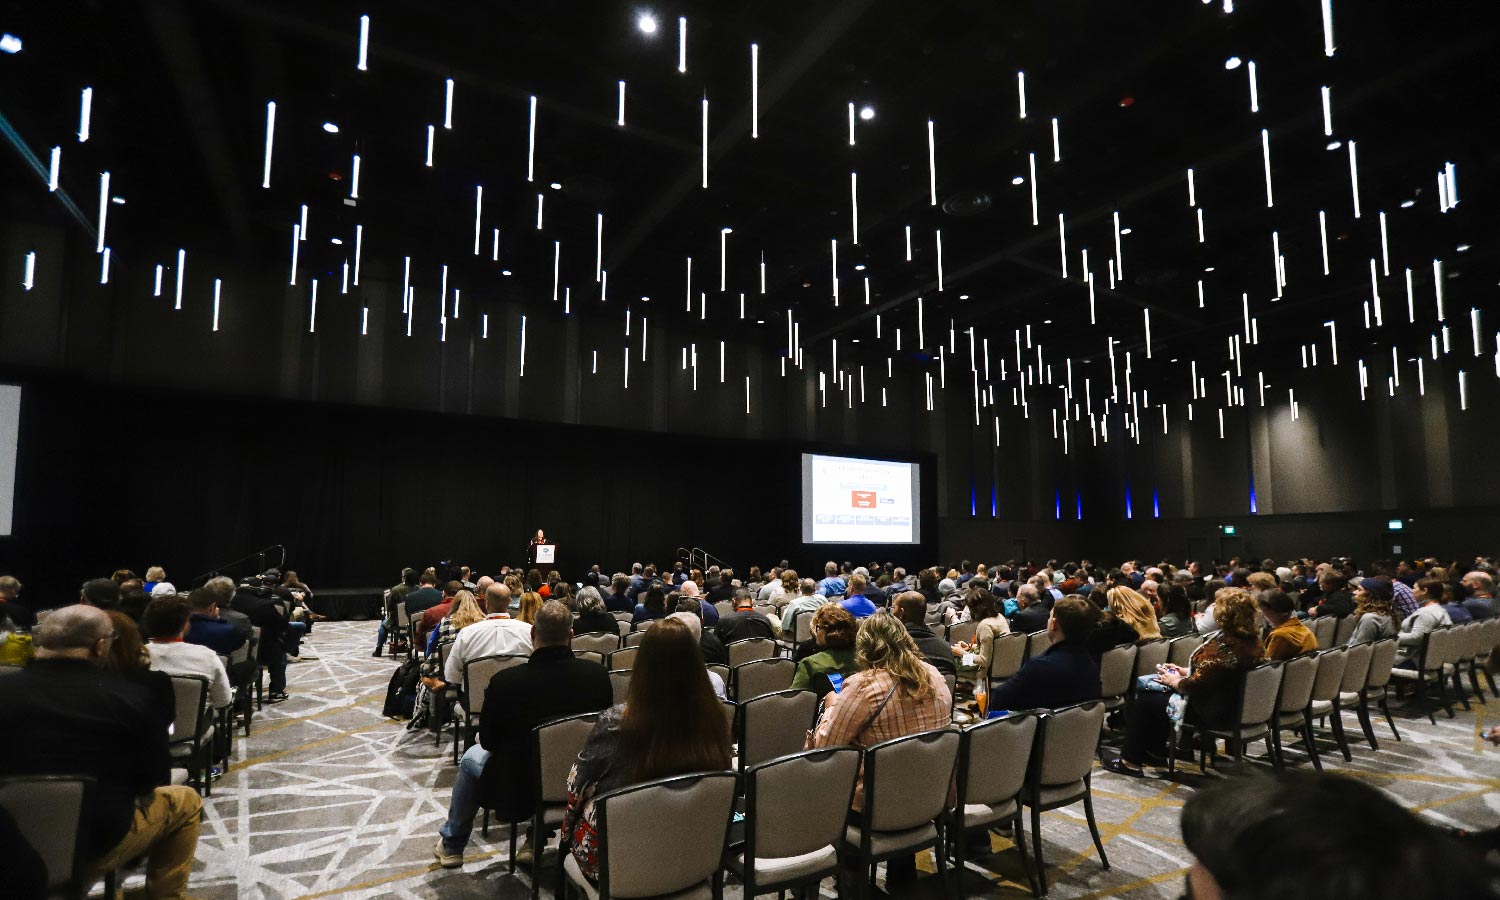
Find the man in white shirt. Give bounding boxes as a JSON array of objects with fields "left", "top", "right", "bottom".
[
  {"left": 443, "top": 583, "right": 532, "bottom": 686},
  {"left": 142, "top": 596, "right": 234, "bottom": 711}
]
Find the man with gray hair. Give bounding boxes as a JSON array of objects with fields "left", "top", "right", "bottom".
[
  {"left": 435, "top": 601, "right": 611, "bottom": 869},
  {"left": 0, "top": 604, "right": 203, "bottom": 897},
  {"left": 1009, "top": 583, "right": 1051, "bottom": 633},
  {"left": 780, "top": 577, "right": 824, "bottom": 634},
  {"left": 0, "top": 573, "right": 32, "bottom": 629}
]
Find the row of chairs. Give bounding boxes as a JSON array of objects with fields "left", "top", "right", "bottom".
[
  {"left": 499, "top": 699, "right": 1112, "bottom": 900},
  {"left": 1388, "top": 618, "right": 1500, "bottom": 720}
]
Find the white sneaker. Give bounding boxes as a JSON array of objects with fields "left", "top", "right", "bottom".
[{"left": 434, "top": 841, "right": 464, "bottom": 868}]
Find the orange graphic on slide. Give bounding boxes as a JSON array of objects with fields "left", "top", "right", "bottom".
[{"left": 851, "top": 490, "right": 877, "bottom": 508}]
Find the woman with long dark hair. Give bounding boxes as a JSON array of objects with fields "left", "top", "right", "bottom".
[{"left": 564, "top": 617, "right": 732, "bottom": 883}]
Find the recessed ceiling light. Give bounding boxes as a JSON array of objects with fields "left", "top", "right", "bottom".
[
  {"left": 721, "top": 226, "right": 733, "bottom": 234},
  {"left": 958, "top": 294, "right": 969, "bottom": 300},
  {"left": 1457, "top": 243, "right": 1471, "bottom": 252},
  {"left": 330, "top": 237, "right": 343, "bottom": 245},
  {"left": 859, "top": 105, "right": 875, "bottom": 121},
  {"left": 1400, "top": 199, "right": 1416, "bottom": 208},
  {"left": 1170, "top": 358, "right": 1179, "bottom": 363},
  {"left": 1120, "top": 227, "right": 1132, "bottom": 235},
  {"left": 322, "top": 122, "right": 339, "bottom": 133},
  {"left": 0, "top": 33, "right": 23, "bottom": 54},
  {"left": 110, "top": 196, "right": 125, "bottom": 205},
  {"left": 1224, "top": 56, "right": 1242, "bottom": 70},
  {"left": 501, "top": 269, "right": 512, "bottom": 276},
  {"left": 1326, "top": 140, "right": 1342, "bottom": 150},
  {"left": 1012, "top": 176, "right": 1025, "bottom": 185},
  {"left": 1044, "top": 319, "right": 1053, "bottom": 324},
  {"left": 756, "top": 320, "right": 764, "bottom": 324},
  {"left": 851, "top": 338, "right": 861, "bottom": 343},
  {"left": 637, "top": 13, "right": 658, "bottom": 34},
  {"left": 549, "top": 182, "right": 562, "bottom": 190},
  {"left": 854, "top": 264, "right": 866, "bottom": 271},
  {"left": 1204, "top": 266, "right": 1216, "bottom": 272}
]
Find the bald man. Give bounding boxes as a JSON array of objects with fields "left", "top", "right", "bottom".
[{"left": 0, "top": 605, "right": 202, "bottom": 898}]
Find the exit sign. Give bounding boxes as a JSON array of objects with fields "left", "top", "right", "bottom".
[{"left": 1221, "top": 524, "right": 1237, "bottom": 536}]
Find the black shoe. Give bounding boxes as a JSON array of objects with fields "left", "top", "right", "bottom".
[
  {"left": 266, "top": 691, "right": 290, "bottom": 703},
  {"left": 371, "top": 647, "right": 383, "bottom": 657},
  {"left": 1103, "top": 756, "right": 1145, "bottom": 777}
]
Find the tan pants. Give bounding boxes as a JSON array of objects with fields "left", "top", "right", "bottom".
[{"left": 91, "top": 785, "right": 202, "bottom": 899}]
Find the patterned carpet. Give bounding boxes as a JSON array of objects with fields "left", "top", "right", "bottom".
[{"left": 153, "top": 621, "right": 1500, "bottom": 899}]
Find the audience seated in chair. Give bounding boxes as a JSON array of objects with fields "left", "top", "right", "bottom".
[
  {"left": 790, "top": 603, "right": 858, "bottom": 696},
  {"left": 988, "top": 596, "right": 1102, "bottom": 713}
]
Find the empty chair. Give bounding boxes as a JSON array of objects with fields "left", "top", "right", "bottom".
[
  {"left": 986, "top": 632, "right": 1029, "bottom": 687},
  {"left": 1344, "top": 638, "right": 1401, "bottom": 748},
  {"left": 527, "top": 712, "right": 600, "bottom": 899},
  {"left": 842, "top": 729, "right": 960, "bottom": 900},
  {"left": 1173, "top": 662, "right": 1283, "bottom": 772},
  {"left": 729, "top": 747, "right": 861, "bottom": 899},
  {"left": 1024, "top": 630, "right": 1052, "bottom": 661},
  {"left": 946, "top": 621, "right": 979, "bottom": 647},
  {"left": 0, "top": 775, "right": 90, "bottom": 898},
  {"left": 1020, "top": 701, "right": 1110, "bottom": 895},
  {"left": 1311, "top": 615, "right": 1337, "bottom": 649},
  {"left": 167, "top": 674, "right": 214, "bottom": 796},
  {"left": 456, "top": 654, "right": 528, "bottom": 764},
  {"left": 1167, "top": 633, "right": 1203, "bottom": 667},
  {"left": 1449, "top": 622, "right": 1487, "bottom": 708},
  {"left": 794, "top": 610, "right": 817, "bottom": 646},
  {"left": 623, "top": 631, "right": 648, "bottom": 649},
  {"left": 632, "top": 619, "right": 656, "bottom": 634},
  {"left": 1304, "top": 647, "right": 1351, "bottom": 763},
  {"left": 734, "top": 657, "right": 796, "bottom": 702},
  {"left": 395, "top": 601, "right": 412, "bottom": 657},
  {"left": 561, "top": 771, "right": 737, "bottom": 900},
  {"left": 1328, "top": 640, "right": 1374, "bottom": 756},
  {"left": 1097, "top": 644, "right": 1138, "bottom": 715},
  {"left": 727, "top": 637, "right": 777, "bottom": 668},
  {"left": 606, "top": 646, "right": 640, "bottom": 671},
  {"left": 946, "top": 712, "right": 1040, "bottom": 896},
  {"left": 608, "top": 669, "right": 631, "bottom": 705},
  {"left": 1266, "top": 653, "right": 1320, "bottom": 770},
  {"left": 737, "top": 690, "right": 818, "bottom": 774},
  {"left": 573, "top": 632, "right": 621, "bottom": 655},
  {"left": 1477, "top": 618, "right": 1500, "bottom": 698}
]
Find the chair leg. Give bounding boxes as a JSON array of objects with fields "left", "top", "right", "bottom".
[
  {"left": 1301, "top": 713, "right": 1322, "bottom": 773},
  {"left": 1467, "top": 662, "right": 1487, "bottom": 704},
  {"left": 1328, "top": 704, "right": 1353, "bottom": 760},
  {"left": 1031, "top": 806, "right": 1047, "bottom": 896},
  {"left": 931, "top": 832, "right": 952, "bottom": 899},
  {"left": 1354, "top": 699, "right": 1380, "bottom": 751},
  {"left": 1011, "top": 813, "right": 1039, "bottom": 898},
  {"left": 949, "top": 820, "right": 966, "bottom": 893},
  {"left": 508, "top": 822, "right": 517, "bottom": 874},
  {"left": 1452, "top": 668, "right": 1471, "bottom": 711},
  {"left": 1378, "top": 690, "right": 1402, "bottom": 742},
  {"left": 1083, "top": 790, "right": 1109, "bottom": 870},
  {"left": 1482, "top": 666, "right": 1498, "bottom": 699},
  {"left": 1267, "top": 728, "right": 1285, "bottom": 771}
]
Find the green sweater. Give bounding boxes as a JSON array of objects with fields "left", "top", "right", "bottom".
[{"left": 791, "top": 648, "right": 858, "bottom": 695}]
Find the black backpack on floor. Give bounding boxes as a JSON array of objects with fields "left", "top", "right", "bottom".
[{"left": 382, "top": 657, "right": 421, "bottom": 719}]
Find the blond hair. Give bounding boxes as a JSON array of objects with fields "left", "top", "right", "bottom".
[
  {"left": 1107, "top": 586, "right": 1162, "bottom": 640},
  {"left": 449, "top": 591, "right": 485, "bottom": 631},
  {"left": 854, "top": 613, "right": 935, "bottom": 702},
  {"left": 517, "top": 590, "right": 543, "bottom": 624}
]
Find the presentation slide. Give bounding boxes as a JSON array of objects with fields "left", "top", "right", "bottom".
[{"left": 801, "top": 453, "right": 920, "bottom": 544}]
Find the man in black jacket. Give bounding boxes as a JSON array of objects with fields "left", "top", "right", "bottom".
[
  {"left": 232, "top": 575, "right": 293, "bottom": 701},
  {"left": 989, "top": 596, "right": 1102, "bottom": 712},
  {"left": 1008, "top": 584, "right": 1052, "bottom": 634},
  {"left": 715, "top": 590, "right": 777, "bottom": 645},
  {"left": 0, "top": 604, "right": 202, "bottom": 898},
  {"left": 435, "top": 601, "right": 612, "bottom": 869},
  {"left": 894, "top": 592, "right": 958, "bottom": 677}
]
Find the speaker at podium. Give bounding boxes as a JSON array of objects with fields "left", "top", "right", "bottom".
[{"left": 528, "top": 530, "right": 557, "bottom": 568}]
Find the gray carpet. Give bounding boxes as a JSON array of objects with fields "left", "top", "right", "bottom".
[{"left": 168, "top": 622, "right": 1500, "bottom": 899}]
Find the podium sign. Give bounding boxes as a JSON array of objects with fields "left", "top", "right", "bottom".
[{"left": 535, "top": 542, "right": 557, "bottom": 565}]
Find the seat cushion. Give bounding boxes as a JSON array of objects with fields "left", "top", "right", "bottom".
[
  {"left": 1337, "top": 691, "right": 1360, "bottom": 703},
  {"left": 170, "top": 725, "right": 214, "bottom": 757},
  {"left": 1387, "top": 669, "right": 1419, "bottom": 682},
  {"left": 958, "top": 798, "right": 1017, "bottom": 829},
  {"left": 730, "top": 846, "right": 838, "bottom": 884},
  {"left": 563, "top": 852, "right": 714, "bottom": 900},
  {"left": 170, "top": 768, "right": 191, "bottom": 786},
  {"left": 843, "top": 822, "right": 939, "bottom": 857},
  {"left": 1022, "top": 781, "right": 1086, "bottom": 809},
  {"left": 1308, "top": 700, "right": 1333, "bottom": 716}
]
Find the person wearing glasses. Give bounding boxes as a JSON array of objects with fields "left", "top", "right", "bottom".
[{"left": 0, "top": 604, "right": 204, "bottom": 899}]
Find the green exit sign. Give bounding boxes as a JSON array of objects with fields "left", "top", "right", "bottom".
[
  {"left": 1387, "top": 518, "right": 1404, "bottom": 531},
  {"left": 1221, "top": 524, "right": 1237, "bottom": 536}
]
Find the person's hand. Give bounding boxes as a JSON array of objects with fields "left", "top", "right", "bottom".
[
  {"left": 1159, "top": 671, "right": 1185, "bottom": 690},
  {"left": 1484, "top": 725, "right": 1500, "bottom": 746}
]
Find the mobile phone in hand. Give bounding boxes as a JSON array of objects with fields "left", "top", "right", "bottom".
[{"left": 828, "top": 672, "right": 844, "bottom": 694}]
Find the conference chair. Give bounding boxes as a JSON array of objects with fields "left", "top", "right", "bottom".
[
  {"left": 1303, "top": 646, "right": 1351, "bottom": 764},
  {"left": 572, "top": 632, "right": 621, "bottom": 655},
  {"left": 609, "top": 669, "right": 631, "bottom": 705},
  {"left": 985, "top": 632, "right": 1028, "bottom": 689},
  {"left": 395, "top": 601, "right": 411, "bottom": 658},
  {"left": 732, "top": 657, "right": 795, "bottom": 702},
  {"left": 1342, "top": 638, "right": 1401, "bottom": 748},
  {"left": 727, "top": 747, "right": 861, "bottom": 900},
  {"left": 721, "top": 700, "right": 738, "bottom": 744},
  {"left": 736, "top": 689, "right": 818, "bottom": 775},
  {"left": 1389, "top": 627, "right": 1456, "bottom": 724},
  {"left": 455, "top": 654, "right": 528, "bottom": 765},
  {"left": 1326, "top": 640, "right": 1373, "bottom": 757},
  {"left": 572, "top": 650, "right": 605, "bottom": 666},
  {"left": 526, "top": 712, "right": 602, "bottom": 900},
  {"left": 0, "top": 664, "right": 21, "bottom": 675},
  {"left": 1167, "top": 633, "right": 1203, "bottom": 668},
  {"left": 1171, "top": 662, "right": 1283, "bottom": 773},
  {"left": 606, "top": 646, "right": 639, "bottom": 671},
  {"left": 1020, "top": 701, "right": 1109, "bottom": 895},
  {"left": 0, "top": 775, "right": 91, "bottom": 900},
  {"left": 1310, "top": 615, "right": 1337, "bottom": 649},
  {"left": 841, "top": 728, "right": 960, "bottom": 900},
  {"left": 560, "top": 771, "right": 737, "bottom": 900},
  {"left": 946, "top": 712, "right": 1040, "bottom": 897},
  {"left": 1131, "top": 638, "right": 1169, "bottom": 686},
  {"left": 753, "top": 603, "right": 778, "bottom": 621},
  {"left": 946, "top": 620, "right": 979, "bottom": 648},
  {"left": 632, "top": 619, "right": 657, "bottom": 634},
  {"left": 616, "top": 620, "right": 630, "bottom": 638},
  {"left": 1333, "top": 614, "right": 1358, "bottom": 647},
  {"left": 1266, "top": 653, "right": 1319, "bottom": 771},
  {"left": 727, "top": 637, "right": 777, "bottom": 668},
  {"left": 1449, "top": 621, "right": 1487, "bottom": 708},
  {"left": 1476, "top": 618, "right": 1500, "bottom": 698},
  {"left": 1097, "top": 644, "right": 1137, "bottom": 717},
  {"left": 167, "top": 674, "right": 215, "bottom": 796},
  {"left": 623, "top": 630, "right": 649, "bottom": 649},
  {"left": 249, "top": 625, "right": 265, "bottom": 711},
  {"left": 707, "top": 663, "right": 730, "bottom": 687},
  {"left": 1024, "top": 629, "right": 1051, "bottom": 661},
  {"left": 611, "top": 611, "right": 633, "bottom": 623},
  {"left": 715, "top": 600, "right": 735, "bottom": 619}
]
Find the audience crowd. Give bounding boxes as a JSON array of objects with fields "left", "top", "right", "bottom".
[{"left": 2, "top": 552, "right": 1499, "bottom": 899}]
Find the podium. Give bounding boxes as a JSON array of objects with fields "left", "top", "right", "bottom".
[{"left": 530, "top": 542, "right": 557, "bottom": 568}]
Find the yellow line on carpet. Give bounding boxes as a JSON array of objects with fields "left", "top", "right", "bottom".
[
  {"left": 288, "top": 849, "right": 503, "bottom": 899},
  {"left": 236, "top": 721, "right": 399, "bottom": 769}
]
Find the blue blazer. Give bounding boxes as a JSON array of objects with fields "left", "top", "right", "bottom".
[{"left": 988, "top": 639, "right": 1101, "bottom": 713}]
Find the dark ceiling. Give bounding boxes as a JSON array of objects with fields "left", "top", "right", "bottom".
[{"left": 1, "top": 0, "right": 1495, "bottom": 409}]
